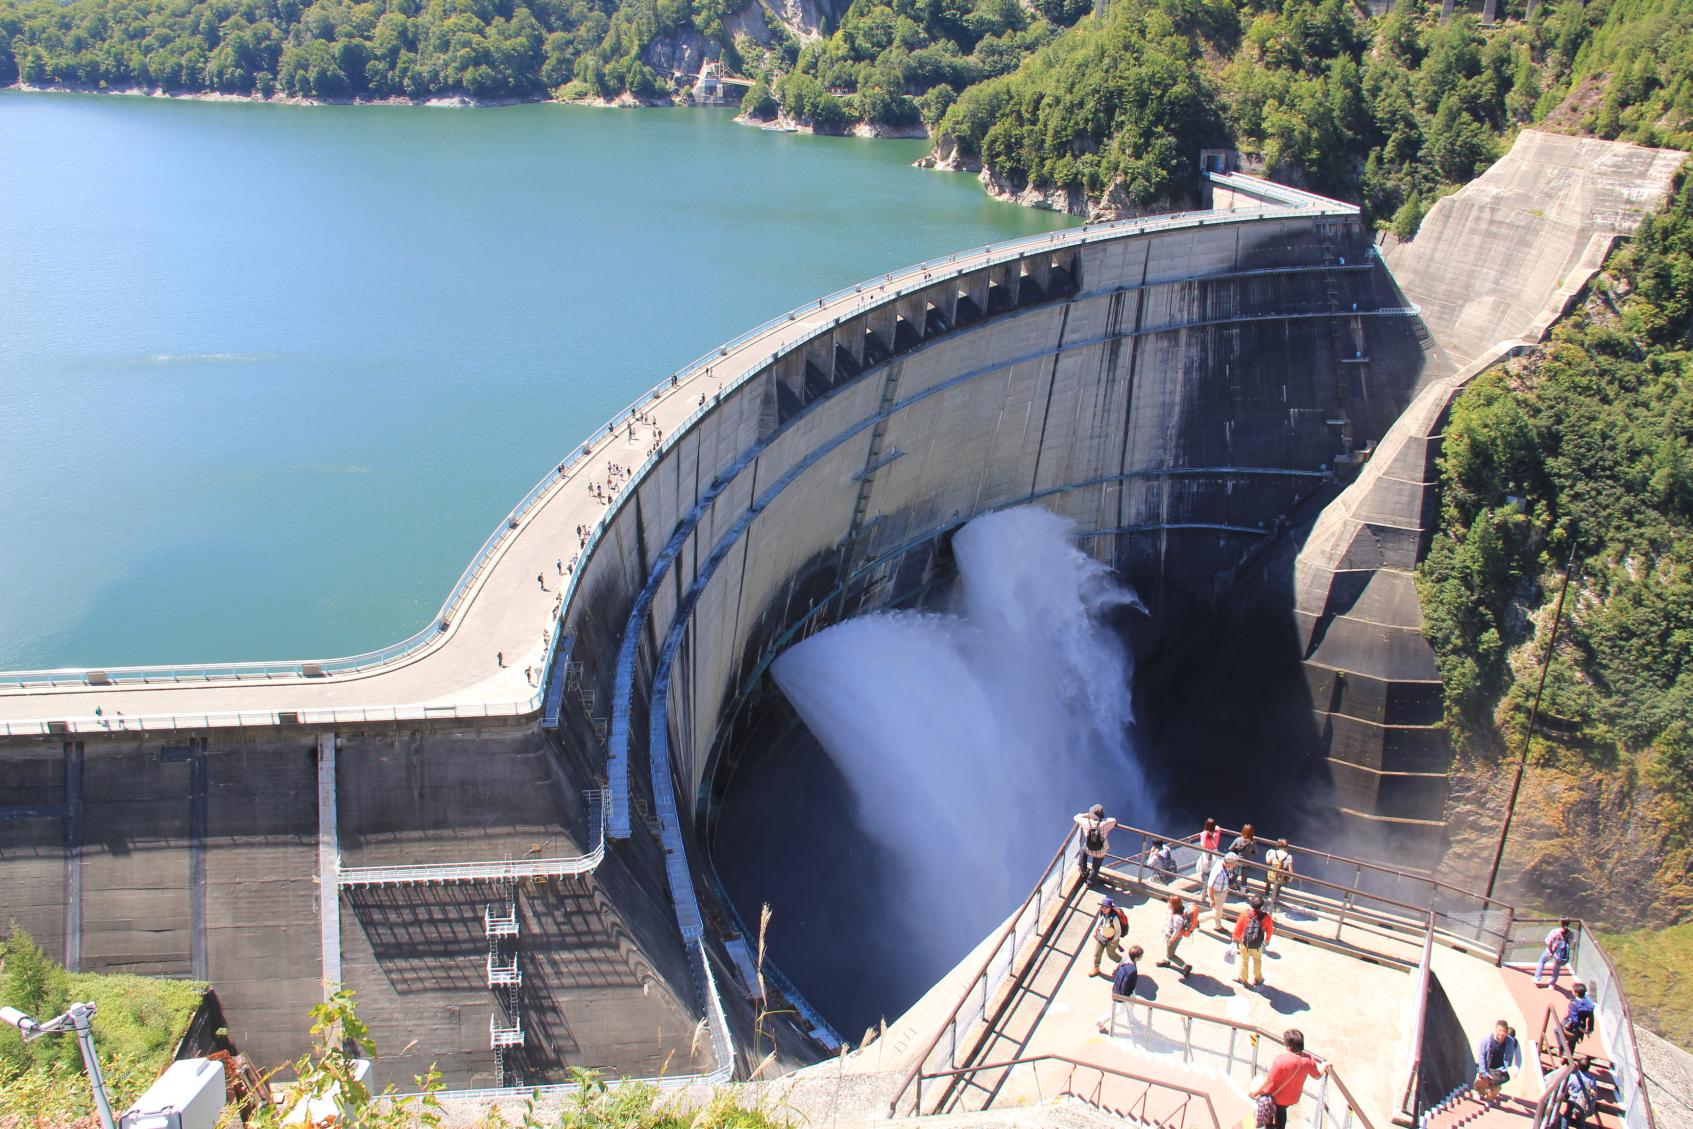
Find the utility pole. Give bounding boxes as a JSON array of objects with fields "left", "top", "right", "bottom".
[{"left": 1484, "top": 540, "right": 1579, "bottom": 901}]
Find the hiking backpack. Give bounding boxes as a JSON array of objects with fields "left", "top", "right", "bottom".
[
  {"left": 1085, "top": 819, "right": 1105, "bottom": 853},
  {"left": 1242, "top": 911, "right": 1266, "bottom": 948},
  {"left": 1569, "top": 1075, "right": 1596, "bottom": 1117}
]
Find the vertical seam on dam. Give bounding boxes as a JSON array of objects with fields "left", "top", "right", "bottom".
[
  {"left": 317, "top": 732, "right": 341, "bottom": 996},
  {"left": 1029, "top": 303, "right": 1072, "bottom": 498},
  {"left": 63, "top": 739, "right": 82, "bottom": 972}
]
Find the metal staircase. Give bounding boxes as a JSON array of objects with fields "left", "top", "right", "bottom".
[{"left": 485, "top": 890, "right": 524, "bottom": 1086}]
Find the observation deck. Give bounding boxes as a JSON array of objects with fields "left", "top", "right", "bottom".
[{"left": 723, "top": 822, "right": 1661, "bottom": 1129}]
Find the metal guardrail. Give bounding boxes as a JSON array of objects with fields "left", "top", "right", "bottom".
[
  {"left": 917, "top": 1052, "right": 1224, "bottom": 1128},
  {"left": 336, "top": 789, "right": 606, "bottom": 888},
  {"left": 1106, "top": 995, "right": 1376, "bottom": 1129},
  {"left": 0, "top": 176, "right": 1357, "bottom": 738},
  {"left": 1134, "top": 825, "right": 1515, "bottom": 964},
  {"left": 1506, "top": 918, "right": 1655, "bottom": 1129},
  {"left": 888, "top": 828, "right": 1075, "bottom": 1116}
]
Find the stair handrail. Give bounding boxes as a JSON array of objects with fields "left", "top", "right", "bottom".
[
  {"left": 1532, "top": 1061, "right": 1575, "bottom": 1129},
  {"left": 1507, "top": 918, "right": 1655, "bottom": 1129},
  {"left": 1109, "top": 994, "right": 1377, "bottom": 1129},
  {"left": 1399, "top": 923, "right": 1439, "bottom": 1124},
  {"left": 915, "top": 1052, "right": 1224, "bottom": 1129},
  {"left": 886, "top": 827, "right": 1075, "bottom": 1116}
]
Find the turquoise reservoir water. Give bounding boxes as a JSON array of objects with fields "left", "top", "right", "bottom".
[{"left": 0, "top": 93, "right": 1072, "bottom": 669}]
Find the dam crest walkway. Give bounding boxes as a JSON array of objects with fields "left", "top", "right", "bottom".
[{"left": 0, "top": 175, "right": 1355, "bottom": 735}]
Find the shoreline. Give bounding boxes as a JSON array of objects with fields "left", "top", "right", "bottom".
[
  {"left": 9, "top": 81, "right": 1089, "bottom": 219},
  {"left": 6, "top": 81, "right": 660, "bottom": 109}
]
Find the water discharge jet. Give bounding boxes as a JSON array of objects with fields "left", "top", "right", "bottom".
[{"left": 768, "top": 506, "right": 1154, "bottom": 1024}]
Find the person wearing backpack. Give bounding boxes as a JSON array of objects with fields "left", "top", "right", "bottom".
[
  {"left": 1265, "top": 839, "right": 1294, "bottom": 909},
  {"left": 1232, "top": 895, "right": 1275, "bottom": 989},
  {"left": 1090, "top": 896, "right": 1130, "bottom": 976},
  {"left": 1536, "top": 920, "right": 1576, "bottom": 988},
  {"left": 1560, "top": 1055, "right": 1600, "bottom": 1129},
  {"left": 1563, "top": 983, "right": 1596, "bottom": 1047},
  {"left": 1472, "top": 1019, "right": 1522, "bottom": 1105},
  {"left": 1157, "top": 894, "right": 1196, "bottom": 977},
  {"left": 1147, "top": 839, "right": 1179, "bottom": 883},
  {"left": 1074, "top": 803, "right": 1119, "bottom": 885}
]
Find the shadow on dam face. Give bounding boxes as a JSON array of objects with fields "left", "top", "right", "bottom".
[{"left": 707, "top": 508, "right": 1335, "bottom": 1038}]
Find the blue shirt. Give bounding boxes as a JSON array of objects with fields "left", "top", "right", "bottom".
[
  {"left": 1478, "top": 1033, "right": 1521, "bottom": 1073},
  {"left": 1566, "top": 997, "right": 1596, "bottom": 1034},
  {"left": 1112, "top": 959, "right": 1139, "bottom": 997}
]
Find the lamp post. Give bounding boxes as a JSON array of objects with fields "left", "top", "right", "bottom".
[{"left": 0, "top": 1001, "right": 118, "bottom": 1129}]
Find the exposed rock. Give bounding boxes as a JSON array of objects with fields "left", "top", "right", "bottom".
[
  {"left": 853, "top": 120, "right": 928, "bottom": 139},
  {"left": 1438, "top": 732, "right": 1693, "bottom": 930},
  {"left": 641, "top": 27, "right": 715, "bottom": 79},
  {"left": 916, "top": 135, "right": 980, "bottom": 173}
]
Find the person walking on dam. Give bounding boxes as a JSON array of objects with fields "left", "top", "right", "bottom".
[
  {"left": 1074, "top": 803, "right": 1118, "bottom": 885},
  {"left": 1472, "top": 1019, "right": 1521, "bottom": 1105},
  {"left": 1559, "top": 1055, "right": 1600, "bottom": 1129},
  {"left": 1090, "top": 896, "right": 1129, "bottom": 976},
  {"left": 1564, "top": 983, "right": 1596, "bottom": 1047},
  {"left": 1207, "top": 852, "right": 1237, "bottom": 929},
  {"left": 1249, "top": 1029, "right": 1326, "bottom": 1129},
  {"left": 1158, "top": 894, "right": 1195, "bottom": 977},
  {"left": 1233, "top": 895, "right": 1275, "bottom": 989},
  {"left": 1536, "top": 920, "right": 1576, "bottom": 988}
]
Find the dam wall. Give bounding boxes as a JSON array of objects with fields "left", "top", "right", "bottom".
[
  {"left": 0, "top": 176, "right": 1480, "bottom": 1086},
  {"left": 0, "top": 721, "right": 711, "bottom": 1089},
  {"left": 550, "top": 185, "right": 1443, "bottom": 911}
]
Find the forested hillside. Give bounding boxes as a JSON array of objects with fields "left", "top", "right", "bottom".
[
  {"left": 1422, "top": 171, "right": 1693, "bottom": 924},
  {"left": 3, "top": 0, "right": 1690, "bottom": 221}
]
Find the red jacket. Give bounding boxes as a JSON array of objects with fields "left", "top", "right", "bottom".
[{"left": 1233, "top": 907, "right": 1275, "bottom": 947}]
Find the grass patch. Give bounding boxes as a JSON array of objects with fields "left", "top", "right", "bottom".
[
  {"left": 1596, "top": 921, "right": 1693, "bottom": 1051},
  {"left": 0, "top": 926, "right": 206, "bottom": 1123}
]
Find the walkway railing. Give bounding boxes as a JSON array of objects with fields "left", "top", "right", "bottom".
[
  {"left": 1, "top": 177, "right": 1357, "bottom": 737},
  {"left": 1107, "top": 825, "right": 1513, "bottom": 964},
  {"left": 1105, "top": 996, "right": 1376, "bottom": 1129},
  {"left": 917, "top": 1053, "right": 1224, "bottom": 1128},
  {"left": 888, "top": 828, "right": 1075, "bottom": 1116},
  {"left": 336, "top": 789, "right": 606, "bottom": 888},
  {"left": 1505, "top": 918, "right": 1655, "bottom": 1129}
]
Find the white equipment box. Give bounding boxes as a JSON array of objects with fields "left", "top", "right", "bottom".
[{"left": 120, "top": 1058, "right": 226, "bottom": 1129}]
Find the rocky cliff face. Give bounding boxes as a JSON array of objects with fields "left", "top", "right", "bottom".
[{"left": 917, "top": 139, "right": 1182, "bottom": 220}]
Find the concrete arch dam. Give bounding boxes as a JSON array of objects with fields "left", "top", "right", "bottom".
[{"left": 0, "top": 174, "right": 1475, "bottom": 1090}]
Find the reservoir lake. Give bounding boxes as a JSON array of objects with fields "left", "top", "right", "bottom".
[{"left": 0, "top": 92, "right": 1072, "bottom": 669}]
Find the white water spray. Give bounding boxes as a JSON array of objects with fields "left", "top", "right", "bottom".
[{"left": 772, "top": 506, "right": 1153, "bottom": 974}]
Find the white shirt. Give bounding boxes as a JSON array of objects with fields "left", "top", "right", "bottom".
[
  {"left": 1208, "top": 858, "right": 1231, "bottom": 891},
  {"left": 1266, "top": 848, "right": 1292, "bottom": 876},
  {"left": 1074, "top": 813, "right": 1119, "bottom": 857}
]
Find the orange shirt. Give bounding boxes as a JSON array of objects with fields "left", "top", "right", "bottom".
[
  {"left": 1264, "top": 1051, "right": 1320, "bottom": 1107},
  {"left": 1232, "top": 907, "right": 1275, "bottom": 947}
]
